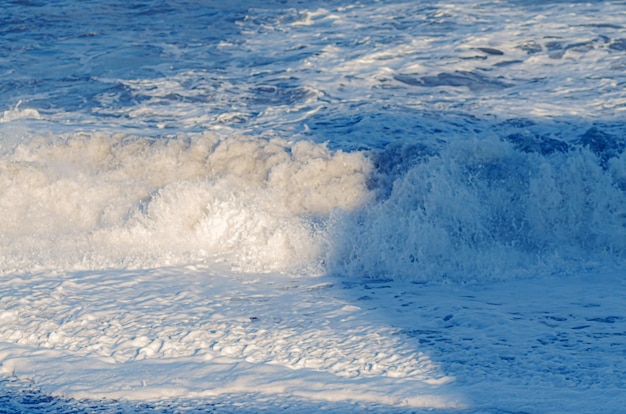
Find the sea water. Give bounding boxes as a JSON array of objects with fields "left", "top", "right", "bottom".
[{"left": 1, "top": 0, "right": 625, "bottom": 412}]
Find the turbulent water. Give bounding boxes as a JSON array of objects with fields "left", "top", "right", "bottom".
[
  {"left": 1, "top": 0, "right": 626, "bottom": 412},
  {"left": 2, "top": 0, "right": 625, "bottom": 282}
]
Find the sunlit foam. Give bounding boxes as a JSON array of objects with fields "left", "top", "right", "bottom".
[{"left": 0, "top": 132, "right": 373, "bottom": 275}]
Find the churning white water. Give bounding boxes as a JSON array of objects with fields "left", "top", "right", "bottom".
[{"left": 1, "top": 0, "right": 625, "bottom": 412}]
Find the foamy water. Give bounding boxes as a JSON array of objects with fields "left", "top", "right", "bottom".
[
  {"left": 2, "top": 0, "right": 624, "bottom": 281},
  {"left": 1, "top": 128, "right": 623, "bottom": 282},
  {"left": 1, "top": 0, "right": 625, "bottom": 412},
  {"left": 0, "top": 132, "right": 371, "bottom": 274}
]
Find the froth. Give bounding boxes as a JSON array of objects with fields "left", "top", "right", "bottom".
[
  {"left": 0, "top": 102, "right": 41, "bottom": 123},
  {"left": 3, "top": 131, "right": 623, "bottom": 281},
  {"left": 0, "top": 133, "right": 372, "bottom": 275},
  {"left": 327, "top": 138, "right": 626, "bottom": 282}
]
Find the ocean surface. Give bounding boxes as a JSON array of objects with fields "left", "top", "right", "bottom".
[{"left": 1, "top": 0, "right": 625, "bottom": 412}]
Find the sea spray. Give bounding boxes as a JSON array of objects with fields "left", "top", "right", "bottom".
[
  {"left": 2, "top": 130, "right": 624, "bottom": 281},
  {"left": 327, "top": 136, "right": 626, "bottom": 282},
  {"left": 0, "top": 132, "right": 372, "bottom": 275}
]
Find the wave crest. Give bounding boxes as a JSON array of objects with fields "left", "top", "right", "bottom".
[
  {"left": 0, "top": 133, "right": 372, "bottom": 274},
  {"left": 327, "top": 137, "right": 626, "bottom": 282}
]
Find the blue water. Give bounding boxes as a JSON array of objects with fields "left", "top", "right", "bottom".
[{"left": 1, "top": 0, "right": 626, "bottom": 411}]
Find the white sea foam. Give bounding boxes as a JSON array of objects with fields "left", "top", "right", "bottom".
[
  {"left": 327, "top": 137, "right": 626, "bottom": 282},
  {"left": 1, "top": 128, "right": 624, "bottom": 281},
  {"left": 1, "top": 0, "right": 626, "bottom": 411},
  {"left": 0, "top": 132, "right": 372, "bottom": 275},
  {"left": 0, "top": 267, "right": 464, "bottom": 409},
  {"left": 0, "top": 102, "right": 41, "bottom": 123}
]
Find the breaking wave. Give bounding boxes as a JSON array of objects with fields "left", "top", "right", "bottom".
[
  {"left": 328, "top": 129, "right": 626, "bottom": 282},
  {"left": 0, "top": 132, "right": 371, "bottom": 274},
  {"left": 0, "top": 128, "right": 624, "bottom": 282}
]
